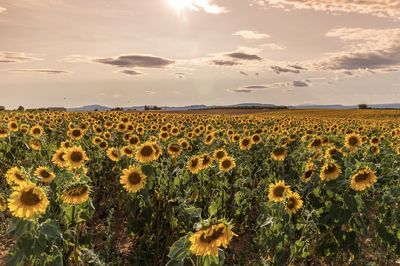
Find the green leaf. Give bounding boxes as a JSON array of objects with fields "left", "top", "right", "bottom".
[
  {"left": 208, "top": 202, "right": 219, "bottom": 218},
  {"left": 168, "top": 235, "right": 190, "bottom": 262},
  {"left": 5, "top": 252, "right": 25, "bottom": 266},
  {"left": 343, "top": 194, "right": 357, "bottom": 212},
  {"left": 40, "top": 220, "right": 62, "bottom": 241}
]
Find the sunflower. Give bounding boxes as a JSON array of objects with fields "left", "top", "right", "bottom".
[
  {"left": 189, "top": 222, "right": 236, "bottom": 257},
  {"left": 219, "top": 156, "right": 236, "bottom": 172},
  {"left": 107, "top": 147, "right": 122, "bottom": 162},
  {"left": 61, "top": 184, "right": 90, "bottom": 205},
  {"left": 29, "top": 139, "right": 41, "bottom": 151},
  {"left": 268, "top": 180, "right": 291, "bottom": 202},
  {"left": 7, "top": 120, "right": 19, "bottom": 132},
  {"left": 325, "top": 146, "right": 342, "bottom": 158},
  {"left": 251, "top": 134, "right": 262, "bottom": 144},
  {"left": 285, "top": 192, "right": 303, "bottom": 215},
  {"left": 271, "top": 146, "right": 287, "bottom": 161},
  {"left": 5, "top": 166, "right": 28, "bottom": 185},
  {"left": 239, "top": 137, "right": 253, "bottom": 150},
  {"left": 7, "top": 182, "right": 49, "bottom": 219},
  {"left": 345, "top": 133, "right": 362, "bottom": 152},
  {"left": 0, "top": 127, "right": 9, "bottom": 138},
  {"left": 350, "top": 167, "right": 377, "bottom": 191},
  {"left": 121, "top": 145, "right": 135, "bottom": 158},
  {"left": 0, "top": 194, "right": 6, "bottom": 212},
  {"left": 52, "top": 148, "right": 67, "bottom": 168},
  {"left": 135, "top": 142, "right": 157, "bottom": 163},
  {"left": 187, "top": 156, "right": 203, "bottom": 174},
  {"left": 301, "top": 163, "right": 314, "bottom": 183},
  {"left": 120, "top": 165, "right": 147, "bottom": 193},
  {"left": 200, "top": 153, "right": 213, "bottom": 169},
  {"left": 34, "top": 166, "right": 56, "bottom": 183},
  {"left": 167, "top": 143, "right": 182, "bottom": 158},
  {"left": 63, "top": 146, "right": 89, "bottom": 169},
  {"left": 29, "top": 125, "right": 44, "bottom": 138},
  {"left": 213, "top": 148, "right": 227, "bottom": 161},
  {"left": 369, "top": 145, "right": 380, "bottom": 155},
  {"left": 320, "top": 161, "right": 341, "bottom": 181},
  {"left": 68, "top": 128, "right": 84, "bottom": 140}
]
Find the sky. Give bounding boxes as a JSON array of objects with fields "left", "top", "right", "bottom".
[{"left": 0, "top": 0, "right": 400, "bottom": 108}]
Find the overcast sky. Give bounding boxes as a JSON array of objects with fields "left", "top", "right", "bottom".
[{"left": 1, "top": 0, "right": 400, "bottom": 108}]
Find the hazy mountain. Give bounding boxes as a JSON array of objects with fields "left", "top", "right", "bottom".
[{"left": 68, "top": 105, "right": 111, "bottom": 111}]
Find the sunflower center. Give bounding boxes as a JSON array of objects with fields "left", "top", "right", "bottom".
[
  {"left": 242, "top": 139, "right": 250, "bottom": 146},
  {"left": 128, "top": 172, "right": 142, "bottom": 185},
  {"left": 348, "top": 137, "right": 358, "bottom": 146},
  {"left": 287, "top": 198, "right": 295, "bottom": 209},
  {"left": 324, "top": 164, "right": 336, "bottom": 175},
  {"left": 72, "top": 129, "right": 81, "bottom": 137},
  {"left": 70, "top": 151, "right": 83, "bottom": 162},
  {"left": 203, "top": 157, "right": 210, "bottom": 165},
  {"left": 253, "top": 135, "right": 260, "bottom": 142},
  {"left": 304, "top": 170, "right": 312, "bottom": 179},
  {"left": 221, "top": 159, "right": 231, "bottom": 169},
  {"left": 273, "top": 186, "right": 285, "bottom": 197},
  {"left": 33, "top": 128, "right": 41, "bottom": 135},
  {"left": 191, "top": 159, "right": 199, "bottom": 167},
  {"left": 216, "top": 151, "right": 225, "bottom": 159},
  {"left": 21, "top": 189, "right": 41, "bottom": 206},
  {"left": 200, "top": 227, "right": 224, "bottom": 244},
  {"left": 14, "top": 172, "right": 25, "bottom": 181},
  {"left": 354, "top": 173, "right": 368, "bottom": 182},
  {"left": 273, "top": 147, "right": 285, "bottom": 156},
  {"left": 140, "top": 146, "right": 154, "bottom": 157},
  {"left": 40, "top": 170, "right": 51, "bottom": 178}
]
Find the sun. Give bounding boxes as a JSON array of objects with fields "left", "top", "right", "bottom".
[{"left": 167, "top": 0, "right": 193, "bottom": 13}]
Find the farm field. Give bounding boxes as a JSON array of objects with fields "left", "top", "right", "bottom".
[{"left": 0, "top": 109, "right": 400, "bottom": 265}]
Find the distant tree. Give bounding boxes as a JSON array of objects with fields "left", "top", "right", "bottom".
[
  {"left": 0, "top": 106, "right": 5, "bottom": 111},
  {"left": 144, "top": 105, "right": 149, "bottom": 110},
  {"left": 17, "top": 105, "right": 25, "bottom": 111},
  {"left": 358, "top": 104, "right": 368, "bottom": 109}
]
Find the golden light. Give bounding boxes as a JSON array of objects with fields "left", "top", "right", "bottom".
[{"left": 167, "top": 0, "right": 194, "bottom": 13}]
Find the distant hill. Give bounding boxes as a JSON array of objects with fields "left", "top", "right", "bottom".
[{"left": 67, "top": 103, "right": 400, "bottom": 112}]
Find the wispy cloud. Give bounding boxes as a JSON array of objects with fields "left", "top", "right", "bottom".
[
  {"left": 250, "top": 0, "right": 400, "bottom": 19},
  {"left": 93, "top": 54, "right": 174, "bottom": 68},
  {"left": 233, "top": 30, "right": 270, "bottom": 40},
  {"left": 229, "top": 80, "right": 311, "bottom": 93},
  {"left": 261, "top": 43, "right": 286, "bottom": 50},
  {"left": 168, "top": 0, "right": 228, "bottom": 14},
  {"left": 0, "top": 51, "right": 42, "bottom": 63},
  {"left": 9, "top": 69, "right": 70, "bottom": 74},
  {"left": 118, "top": 69, "right": 144, "bottom": 76}
]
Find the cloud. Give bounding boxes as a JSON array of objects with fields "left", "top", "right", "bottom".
[
  {"left": 260, "top": 43, "right": 287, "bottom": 50},
  {"left": 271, "top": 65, "right": 301, "bottom": 74},
  {"left": 60, "top": 55, "right": 94, "bottom": 63},
  {"left": 229, "top": 80, "right": 310, "bottom": 93},
  {"left": 118, "top": 69, "right": 143, "bottom": 76},
  {"left": 9, "top": 69, "right": 70, "bottom": 74},
  {"left": 210, "top": 59, "right": 242, "bottom": 66},
  {"left": 0, "top": 51, "right": 41, "bottom": 63},
  {"left": 233, "top": 30, "right": 270, "bottom": 40},
  {"left": 171, "top": 0, "right": 228, "bottom": 14},
  {"left": 239, "top": 71, "right": 249, "bottom": 75},
  {"left": 0, "top": 6, "right": 5, "bottom": 13},
  {"left": 225, "top": 52, "right": 262, "bottom": 61},
  {"left": 145, "top": 90, "right": 156, "bottom": 94},
  {"left": 93, "top": 54, "right": 174, "bottom": 68},
  {"left": 250, "top": 0, "right": 400, "bottom": 19},
  {"left": 176, "top": 72, "right": 186, "bottom": 78},
  {"left": 315, "top": 28, "right": 400, "bottom": 71}
]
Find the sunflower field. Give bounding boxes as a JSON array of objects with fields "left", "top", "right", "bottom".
[{"left": 0, "top": 109, "right": 400, "bottom": 265}]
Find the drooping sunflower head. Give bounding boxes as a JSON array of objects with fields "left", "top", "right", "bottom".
[
  {"left": 120, "top": 165, "right": 147, "bottom": 193},
  {"left": 107, "top": 147, "right": 122, "bottom": 162},
  {"left": 187, "top": 156, "right": 203, "bottom": 174},
  {"left": 350, "top": 167, "right": 377, "bottom": 191},
  {"left": 271, "top": 146, "right": 287, "bottom": 161},
  {"left": 52, "top": 148, "right": 68, "bottom": 168},
  {"left": 63, "top": 146, "right": 89, "bottom": 169},
  {"left": 0, "top": 194, "right": 6, "bottom": 212},
  {"left": 5, "top": 166, "right": 28, "bottom": 185},
  {"left": 29, "top": 139, "right": 42, "bottom": 151},
  {"left": 167, "top": 143, "right": 182, "bottom": 158},
  {"left": 61, "top": 183, "right": 90, "bottom": 205},
  {"left": 200, "top": 153, "right": 213, "bottom": 169},
  {"left": 135, "top": 142, "right": 157, "bottom": 163},
  {"left": 189, "top": 222, "right": 237, "bottom": 257},
  {"left": 218, "top": 156, "right": 236, "bottom": 173},
  {"left": 268, "top": 180, "right": 291, "bottom": 202},
  {"left": 285, "top": 192, "right": 303, "bottom": 215},
  {"left": 320, "top": 161, "right": 341, "bottom": 181},
  {"left": 34, "top": 166, "right": 56, "bottom": 183},
  {"left": 8, "top": 182, "right": 49, "bottom": 219}
]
